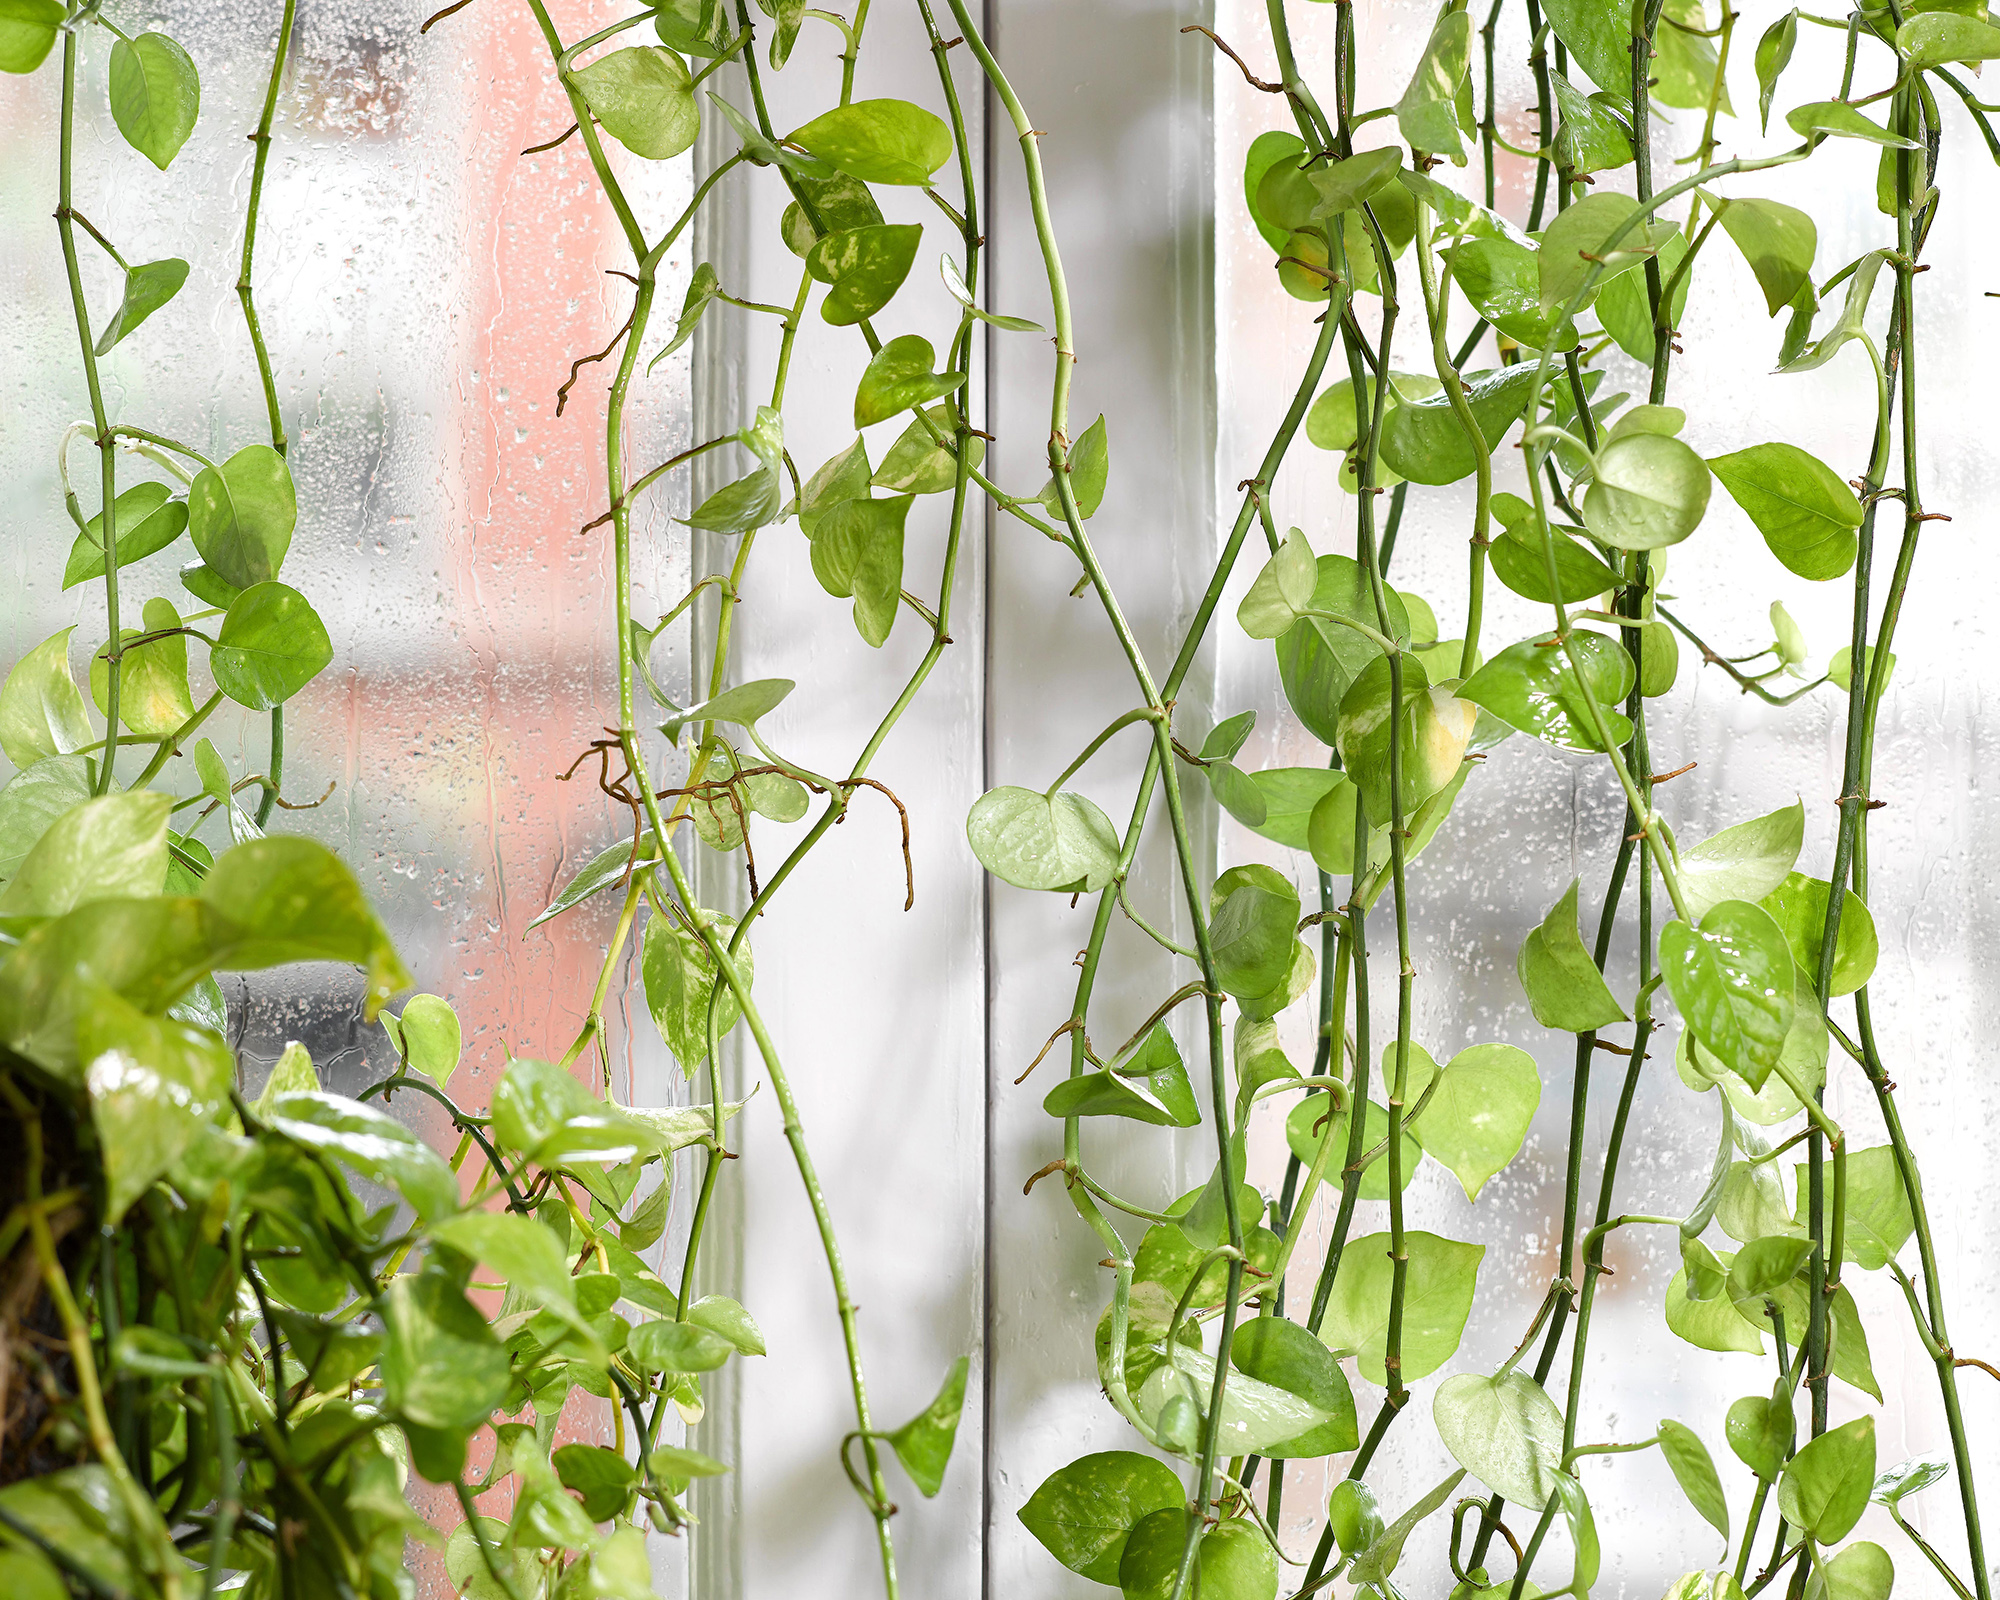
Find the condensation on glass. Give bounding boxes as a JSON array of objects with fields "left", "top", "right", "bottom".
[
  {"left": 1212, "top": 2, "right": 1999, "bottom": 1591},
  {"left": 0, "top": 0, "right": 692, "bottom": 1587}
]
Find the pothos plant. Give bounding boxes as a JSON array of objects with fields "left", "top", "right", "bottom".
[
  {"left": 959, "top": 2, "right": 1997, "bottom": 1600},
  {"left": 0, "top": 0, "right": 1003, "bottom": 1598}
]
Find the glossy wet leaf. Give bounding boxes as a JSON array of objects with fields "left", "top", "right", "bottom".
[
  {"left": 209, "top": 581, "right": 332, "bottom": 709},
  {"left": 1230, "top": 1316, "right": 1357, "bottom": 1458},
  {"left": 0, "top": 1467, "right": 143, "bottom": 1598},
  {"left": 0, "top": 626, "right": 95, "bottom": 769},
  {"left": 652, "top": 0, "right": 731, "bottom": 58},
  {"left": 1680, "top": 800, "right": 1805, "bottom": 921},
  {"left": 1237, "top": 936, "right": 1315, "bottom": 1023},
  {"left": 1206, "top": 759, "right": 1267, "bottom": 828},
  {"left": 1320, "top": 1229, "right": 1483, "bottom": 1385},
  {"left": 1654, "top": 0, "right": 1729, "bottom": 110},
  {"left": 684, "top": 1294, "right": 763, "bottom": 1356},
  {"left": 1237, "top": 528, "right": 1319, "bottom": 640},
  {"left": 528, "top": 830, "right": 656, "bottom": 931},
  {"left": 967, "top": 787, "right": 1119, "bottom": 894},
  {"left": 886, "top": 1356, "right": 969, "bottom": 1497},
  {"left": 1487, "top": 492, "right": 1623, "bottom": 603},
  {"left": 429, "top": 1210, "right": 575, "bottom": 1310},
  {"left": 1285, "top": 1093, "right": 1418, "bottom": 1201},
  {"left": 0, "top": 790, "right": 168, "bottom": 917},
  {"left": 1791, "top": 1144, "right": 1914, "bottom": 1271},
  {"left": 1899, "top": 11, "right": 2000, "bottom": 64},
  {"left": 648, "top": 1443, "right": 729, "bottom": 1481},
  {"left": 872, "top": 405, "right": 985, "bottom": 494},
  {"left": 1336, "top": 656, "right": 1475, "bottom": 826},
  {"left": 268, "top": 1091, "right": 458, "bottom": 1221},
  {"left": 1539, "top": 193, "right": 1677, "bottom": 314},
  {"left": 1658, "top": 1419, "right": 1730, "bottom": 1544},
  {"left": 1242, "top": 766, "right": 1342, "bottom": 851},
  {"left": 1584, "top": 430, "right": 1712, "bottom": 549},
  {"left": 1759, "top": 872, "right": 1878, "bottom": 995},
  {"left": 1539, "top": 0, "right": 1635, "bottom": 94},
  {"left": 1459, "top": 630, "right": 1635, "bottom": 752},
  {"left": 1255, "top": 143, "right": 1319, "bottom": 239},
  {"left": 1813, "top": 1542, "right": 1895, "bottom": 1600},
  {"left": 1679, "top": 967, "right": 1827, "bottom": 1125},
  {"left": 1276, "top": 555, "right": 1409, "bottom": 744},
  {"left": 1380, "top": 365, "right": 1537, "bottom": 487},
  {"left": 1779, "top": 1415, "right": 1875, "bottom": 1542},
  {"left": 1448, "top": 237, "right": 1575, "bottom": 352},
  {"left": 1874, "top": 1454, "right": 1950, "bottom": 1509},
  {"left": 1191, "top": 1518, "right": 1276, "bottom": 1600},
  {"left": 854, "top": 335, "right": 965, "bottom": 427},
  {"left": 689, "top": 407, "right": 784, "bottom": 533},
  {"left": 809, "top": 493, "right": 909, "bottom": 647},
  {"left": 1596, "top": 229, "right": 1690, "bottom": 363},
  {"left": 1347, "top": 1468, "right": 1467, "bottom": 1585},
  {"left": 1047, "top": 1023, "right": 1199, "bottom": 1127},
  {"left": 1244, "top": 130, "right": 1307, "bottom": 250},
  {"left": 444, "top": 1517, "right": 517, "bottom": 1598},
  {"left": 780, "top": 168, "right": 883, "bottom": 256},
  {"left": 552, "top": 1443, "right": 637, "bottom": 1523},
  {"left": 1726, "top": 1390, "right": 1793, "bottom": 1480},
  {"left": 1661, "top": 900, "right": 1795, "bottom": 1090},
  {"left": 63, "top": 480, "right": 188, "bottom": 589},
  {"left": 1306, "top": 372, "right": 1438, "bottom": 491},
  {"left": 1019, "top": 1451, "right": 1185, "bottom": 1583},
  {"left": 1756, "top": 10, "right": 1798, "bottom": 131},
  {"left": 798, "top": 436, "right": 872, "bottom": 533},
  {"left": 189, "top": 443, "right": 295, "bottom": 589},
  {"left": 789, "top": 97, "right": 952, "bottom": 185},
  {"left": 940, "top": 251, "right": 1042, "bottom": 331},
  {"left": 387, "top": 992, "right": 461, "bottom": 1085},
  {"left": 573, "top": 47, "right": 698, "bottom": 160},
  {"left": 1210, "top": 863, "right": 1301, "bottom": 999},
  {"left": 1518, "top": 879, "right": 1628, "bottom": 1032},
  {"left": 381, "top": 1267, "right": 513, "bottom": 1429},
  {"left": 1553, "top": 76, "right": 1633, "bottom": 175},
  {"left": 1708, "top": 442, "right": 1861, "bottom": 581},
  {"left": 642, "top": 912, "right": 751, "bottom": 1073},
  {"left": 1551, "top": 1471, "right": 1601, "bottom": 1592},
  {"left": 661, "top": 677, "right": 793, "bottom": 738},
  {"left": 109, "top": 32, "right": 200, "bottom": 169},
  {"left": 1137, "top": 1343, "right": 1330, "bottom": 1457},
  {"left": 83, "top": 986, "right": 232, "bottom": 1221},
  {"left": 0, "top": 756, "right": 96, "bottom": 881},
  {"left": 806, "top": 222, "right": 923, "bottom": 326},
  {"left": 627, "top": 1317, "right": 734, "bottom": 1373},
  {"left": 178, "top": 557, "right": 240, "bottom": 609},
  {"left": 200, "top": 835, "right": 414, "bottom": 1016},
  {"left": 1328, "top": 1480, "right": 1384, "bottom": 1556},
  {"left": 1306, "top": 146, "right": 1402, "bottom": 218},
  {"left": 1037, "top": 413, "right": 1110, "bottom": 519},
  {"left": 1788, "top": 100, "right": 1920, "bottom": 148},
  {"left": 1396, "top": 9, "right": 1472, "bottom": 159},
  {"left": 91, "top": 597, "right": 194, "bottom": 736},
  {"left": 94, "top": 256, "right": 190, "bottom": 355},
  {"left": 656, "top": 261, "right": 718, "bottom": 363},
  {"left": 0, "top": 0, "right": 64, "bottom": 74},
  {"left": 1405, "top": 1042, "right": 1541, "bottom": 1200},
  {"left": 1781, "top": 251, "right": 1888, "bottom": 374},
  {"left": 1705, "top": 195, "right": 1817, "bottom": 319},
  {"left": 1433, "top": 1371, "right": 1564, "bottom": 1509}
]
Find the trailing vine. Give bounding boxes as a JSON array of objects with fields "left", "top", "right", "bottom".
[
  {"left": 4, "top": 0, "right": 1997, "bottom": 1596},
  {"left": 3, "top": 0, "right": 1000, "bottom": 1596},
  {"left": 973, "top": 3, "right": 1999, "bottom": 1599}
]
